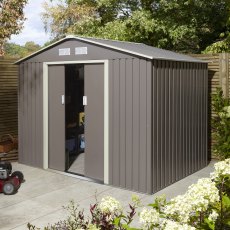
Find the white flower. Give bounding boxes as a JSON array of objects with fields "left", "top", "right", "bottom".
[
  {"left": 162, "top": 219, "right": 196, "bottom": 230},
  {"left": 164, "top": 178, "right": 219, "bottom": 223},
  {"left": 210, "top": 158, "right": 230, "bottom": 180},
  {"left": 98, "top": 196, "right": 123, "bottom": 214},
  {"left": 164, "top": 195, "right": 192, "bottom": 223},
  {"left": 186, "top": 178, "right": 220, "bottom": 206},
  {"left": 139, "top": 207, "right": 160, "bottom": 229},
  {"left": 208, "top": 210, "right": 219, "bottom": 222}
]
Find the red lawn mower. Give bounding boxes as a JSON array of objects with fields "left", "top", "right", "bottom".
[
  {"left": 0, "top": 152, "right": 24, "bottom": 195},
  {"left": 0, "top": 135, "right": 24, "bottom": 195}
]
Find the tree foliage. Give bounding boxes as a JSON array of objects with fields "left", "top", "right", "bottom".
[
  {"left": 0, "top": 0, "right": 28, "bottom": 56},
  {"left": 4, "top": 41, "right": 41, "bottom": 58},
  {"left": 203, "top": 1, "right": 230, "bottom": 53},
  {"left": 42, "top": 1, "right": 96, "bottom": 39},
  {"left": 42, "top": 0, "right": 229, "bottom": 53}
]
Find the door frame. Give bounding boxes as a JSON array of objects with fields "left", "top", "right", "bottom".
[{"left": 43, "top": 60, "right": 109, "bottom": 184}]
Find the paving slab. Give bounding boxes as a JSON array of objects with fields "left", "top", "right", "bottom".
[
  {"left": 0, "top": 161, "right": 216, "bottom": 229},
  {"left": 141, "top": 160, "right": 217, "bottom": 205}
]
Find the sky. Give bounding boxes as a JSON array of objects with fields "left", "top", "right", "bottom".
[{"left": 10, "top": 0, "right": 51, "bottom": 46}]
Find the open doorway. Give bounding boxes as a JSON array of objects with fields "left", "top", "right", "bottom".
[
  {"left": 65, "top": 64, "right": 85, "bottom": 175},
  {"left": 48, "top": 63, "right": 105, "bottom": 182}
]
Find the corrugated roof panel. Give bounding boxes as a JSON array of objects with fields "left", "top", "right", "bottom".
[
  {"left": 81, "top": 36, "right": 202, "bottom": 62},
  {"left": 15, "top": 35, "right": 206, "bottom": 64}
]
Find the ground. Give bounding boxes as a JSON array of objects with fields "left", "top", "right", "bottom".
[{"left": 0, "top": 161, "right": 216, "bottom": 229}]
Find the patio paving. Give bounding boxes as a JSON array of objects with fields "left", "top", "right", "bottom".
[{"left": 0, "top": 160, "right": 216, "bottom": 230}]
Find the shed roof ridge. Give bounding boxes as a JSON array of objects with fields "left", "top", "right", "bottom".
[
  {"left": 68, "top": 36, "right": 205, "bottom": 63},
  {"left": 15, "top": 35, "right": 207, "bottom": 64},
  {"left": 68, "top": 34, "right": 144, "bottom": 45}
]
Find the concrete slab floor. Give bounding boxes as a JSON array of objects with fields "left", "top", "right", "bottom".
[{"left": 0, "top": 161, "right": 216, "bottom": 230}]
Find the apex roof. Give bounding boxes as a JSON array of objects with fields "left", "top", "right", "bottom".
[{"left": 15, "top": 35, "right": 205, "bottom": 64}]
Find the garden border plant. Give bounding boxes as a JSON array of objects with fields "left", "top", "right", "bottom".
[
  {"left": 28, "top": 158, "right": 230, "bottom": 230},
  {"left": 211, "top": 88, "right": 230, "bottom": 159}
]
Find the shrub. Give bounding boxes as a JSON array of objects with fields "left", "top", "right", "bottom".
[
  {"left": 211, "top": 88, "right": 230, "bottom": 159},
  {"left": 28, "top": 159, "right": 230, "bottom": 230},
  {"left": 28, "top": 195, "right": 139, "bottom": 230}
]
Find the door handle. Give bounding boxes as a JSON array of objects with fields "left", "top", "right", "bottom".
[
  {"left": 83, "top": 96, "right": 87, "bottom": 105},
  {"left": 61, "top": 95, "right": 65, "bottom": 105}
]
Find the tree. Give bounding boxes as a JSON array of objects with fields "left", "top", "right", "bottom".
[
  {"left": 203, "top": 1, "right": 230, "bottom": 53},
  {"left": 42, "top": 0, "right": 96, "bottom": 39},
  {"left": 4, "top": 43, "right": 26, "bottom": 58},
  {"left": 42, "top": 0, "right": 229, "bottom": 53},
  {"left": 203, "top": 37, "right": 230, "bottom": 53},
  {"left": 4, "top": 41, "right": 41, "bottom": 58},
  {"left": 0, "top": 0, "right": 28, "bottom": 56},
  {"left": 24, "top": 41, "right": 41, "bottom": 53}
]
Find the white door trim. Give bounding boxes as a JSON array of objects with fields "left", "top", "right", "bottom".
[{"left": 43, "top": 60, "right": 109, "bottom": 184}]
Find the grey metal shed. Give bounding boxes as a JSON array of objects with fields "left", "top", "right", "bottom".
[{"left": 15, "top": 35, "right": 208, "bottom": 194}]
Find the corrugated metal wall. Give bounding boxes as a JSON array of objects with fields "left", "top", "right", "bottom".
[
  {"left": 17, "top": 40, "right": 133, "bottom": 169},
  {"left": 18, "top": 62, "right": 43, "bottom": 167},
  {"left": 152, "top": 60, "right": 208, "bottom": 192},
  {"left": 17, "top": 40, "right": 208, "bottom": 194},
  {"left": 109, "top": 58, "right": 153, "bottom": 194}
]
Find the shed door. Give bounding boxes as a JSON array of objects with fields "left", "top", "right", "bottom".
[
  {"left": 84, "top": 64, "right": 104, "bottom": 181},
  {"left": 48, "top": 64, "right": 104, "bottom": 181},
  {"left": 48, "top": 65, "right": 65, "bottom": 171}
]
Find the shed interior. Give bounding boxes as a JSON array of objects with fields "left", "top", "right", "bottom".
[{"left": 65, "top": 64, "right": 85, "bottom": 175}]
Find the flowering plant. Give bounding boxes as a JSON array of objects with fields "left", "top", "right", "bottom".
[
  {"left": 138, "top": 158, "right": 230, "bottom": 230},
  {"left": 28, "top": 195, "right": 139, "bottom": 230},
  {"left": 28, "top": 159, "right": 230, "bottom": 230},
  {"left": 98, "top": 196, "right": 123, "bottom": 215},
  {"left": 139, "top": 207, "right": 160, "bottom": 229}
]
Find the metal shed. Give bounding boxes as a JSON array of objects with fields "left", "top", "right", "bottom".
[{"left": 15, "top": 35, "right": 208, "bottom": 194}]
